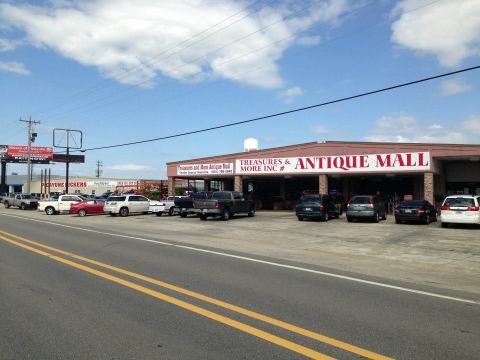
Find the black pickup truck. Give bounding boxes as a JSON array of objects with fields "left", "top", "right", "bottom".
[
  {"left": 194, "top": 191, "right": 255, "bottom": 221},
  {"left": 174, "top": 192, "right": 212, "bottom": 218}
]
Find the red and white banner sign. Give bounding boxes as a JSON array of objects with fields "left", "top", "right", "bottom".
[
  {"left": 177, "top": 163, "right": 234, "bottom": 176},
  {"left": 236, "top": 152, "right": 431, "bottom": 174},
  {"left": 1, "top": 145, "right": 53, "bottom": 163}
]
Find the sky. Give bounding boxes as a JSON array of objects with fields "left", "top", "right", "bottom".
[{"left": 1, "top": 0, "right": 479, "bottom": 179}]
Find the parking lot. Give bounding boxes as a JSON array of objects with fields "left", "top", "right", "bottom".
[{"left": 1, "top": 207, "right": 479, "bottom": 296}]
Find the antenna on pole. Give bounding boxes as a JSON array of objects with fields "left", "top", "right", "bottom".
[{"left": 95, "top": 160, "right": 103, "bottom": 178}]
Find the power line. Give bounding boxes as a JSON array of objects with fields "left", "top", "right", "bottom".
[
  {"left": 39, "top": 0, "right": 335, "bottom": 123},
  {"left": 41, "top": 0, "right": 438, "bottom": 125},
  {"left": 77, "top": 64, "right": 480, "bottom": 153},
  {"left": 33, "top": 0, "right": 269, "bottom": 117}
]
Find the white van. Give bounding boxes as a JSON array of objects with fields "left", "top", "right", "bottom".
[{"left": 440, "top": 195, "right": 480, "bottom": 227}]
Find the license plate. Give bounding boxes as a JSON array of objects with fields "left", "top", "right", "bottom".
[
  {"left": 305, "top": 207, "right": 312, "bottom": 211},
  {"left": 182, "top": 208, "right": 186, "bottom": 211},
  {"left": 455, "top": 211, "right": 463, "bottom": 214},
  {"left": 202, "top": 209, "right": 207, "bottom": 213},
  {"left": 405, "top": 209, "right": 412, "bottom": 213}
]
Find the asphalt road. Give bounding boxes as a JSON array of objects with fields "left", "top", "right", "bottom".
[{"left": 0, "top": 213, "right": 479, "bottom": 359}]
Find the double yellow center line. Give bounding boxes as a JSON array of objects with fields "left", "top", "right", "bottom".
[{"left": 0, "top": 229, "right": 393, "bottom": 360}]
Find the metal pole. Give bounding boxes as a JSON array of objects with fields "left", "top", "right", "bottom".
[
  {"left": 66, "top": 130, "right": 70, "bottom": 194},
  {"left": 26, "top": 117, "right": 32, "bottom": 194},
  {"left": 40, "top": 169, "right": 43, "bottom": 198},
  {"left": 48, "top": 168, "right": 51, "bottom": 197}
]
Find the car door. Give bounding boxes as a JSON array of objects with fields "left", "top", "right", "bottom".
[
  {"left": 59, "top": 196, "right": 72, "bottom": 211},
  {"left": 136, "top": 196, "right": 150, "bottom": 212},
  {"left": 127, "top": 196, "right": 138, "bottom": 212},
  {"left": 92, "top": 200, "right": 105, "bottom": 214}
]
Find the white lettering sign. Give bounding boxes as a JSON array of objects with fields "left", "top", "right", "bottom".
[
  {"left": 236, "top": 152, "right": 431, "bottom": 174},
  {"left": 177, "top": 163, "right": 234, "bottom": 176}
]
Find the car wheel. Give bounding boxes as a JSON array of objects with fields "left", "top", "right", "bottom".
[
  {"left": 248, "top": 207, "right": 255, "bottom": 217},
  {"left": 373, "top": 212, "right": 379, "bottom": 223},
  {"left": 20, "top": 203, "right": 26, "bottom": 210},
  {"left": 156, "top": 212, "right": 163, "bottom": 217},
  {"left": 4, "top": 202, "right": 10, "bottom": 208},
  {"left": 221, "top": 209, "right": 230, "bottom": 221},
  {"left": 45, "top": 206, "right": 55, "bottom": 215},
  {"left": 297, "top": 216, "right": 304, "bottom": 221},
  {"left": 199, "top": 214, "right": 207, "bottom": 221},
  {"left": 180, "top": 212, "right": 187, "bottom": 218},
  {"left": 168, "top": 207, "right": 175, "bottom": 216},
  {"left": 424, "top": 215, "right": 430, "bottom": 225},
  {"left": 119, "top": 207, "right": 129, "bottom": 217},
  {"left": 78, "top": 209, "right": 86, "bottom": 217}
]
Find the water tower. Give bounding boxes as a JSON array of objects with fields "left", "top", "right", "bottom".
[{"left": 244, "top": 138, "right": 259, "bottom": 152}]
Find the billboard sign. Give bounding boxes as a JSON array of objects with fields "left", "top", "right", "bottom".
[
  {"left": 52, "top": 154, "right": 85, "bottom": 163},
  {"left": 0, "top": 145, "right": 53, "bottom": 164},
  {"left": 177, "top": 163, "right": 234, "bottom": 176},
  {"left": 236, "top": 152, "right": 431, "bottom": 175}
]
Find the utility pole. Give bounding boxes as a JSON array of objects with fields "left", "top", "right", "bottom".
[
  {"left": 95, "top": 160, "right": 103, "bottom": 178},
  {"left": 19, "top": 117, "right": 40, "bottom": 194}
]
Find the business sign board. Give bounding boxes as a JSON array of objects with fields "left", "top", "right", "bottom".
[
  {"left": 0, "top": 145, "right": 53, "bottom": 164},
  {"left": 236, "top": 152, "right": 431, "bottom": 175},
  {"left": 177, "top": 163, "right": 234, "bottom": 176},
  {"left": 43, "top": 180, "right": 139, "bottom": 189},
  {"left": 52, "top": 154, "right": 85, "bottom": 163}
]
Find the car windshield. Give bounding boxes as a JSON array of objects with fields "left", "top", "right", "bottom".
[
  {"left": 351, "top": 196, "right": 371, "bottom": 204},
  {"left": 300, "top": 195, "right": 320, "bottom": 203},
  {"left": 192, "top": 193, "right": 210, "bottom": 199},
  {"left": 400, "top": 200, "right": 424, "bottom": 207},
  {"left": 444, "top": 197, "right": 475, "bottom": 207},
  {"left": 212, "top": 192, "right": 231, "bottom": 200},
  {"left": 108, "top": 196, "right": 126, "bottom": 202}
]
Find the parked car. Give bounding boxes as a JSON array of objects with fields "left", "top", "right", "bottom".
[
  {"left": 440, "top": 195, "right": 480, "bottom": 227},
  {"left": 346, "top": 195, "right": 387, "bottom": 223},
  {"left": 394, "top": 200, "right": 437, "bottom": 224},
  {"left": 175, "top": 192, "right": 212, "bottom": 218},
  {"left": 3, "top": 193, "right": 39, "bottom": 210},
  {"left": 70, "top": 199, "right": 105, "bottom": 217},
  {"left": 103, "top": 194, "right": 150, "bottom": 217},
  {"left": 162, "top": 196, "right": 186, "bottom": 216},
  {"left": 193, "top": 191, "right": 255, "bottom": 221},
  {"left": 149, "top": 200, "right": 166, "bottom": 216},
  {"left": 296, "top": 194, "right": 338, "bottom": 221},
  {"left": 38, "top": 194, "right": 85, "bottom": 215},
  {"left": 0, "top": 192, "right": 9, "bottom": 203}
]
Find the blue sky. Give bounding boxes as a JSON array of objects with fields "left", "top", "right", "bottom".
[{"left": 1, "top": 0, "right": 479, "bottom": 179}]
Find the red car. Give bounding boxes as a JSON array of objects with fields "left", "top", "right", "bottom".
[{"left": 70, "top": 199, "right": 105, "bottom": 217}]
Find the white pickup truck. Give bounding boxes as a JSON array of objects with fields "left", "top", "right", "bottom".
[{"left": 38, "top": 194, "right": 84, "bottom": 215}]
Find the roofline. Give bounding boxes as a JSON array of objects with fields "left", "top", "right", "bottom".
[{"left": 167, "top": 140, "right": 480, "bottom": 165}]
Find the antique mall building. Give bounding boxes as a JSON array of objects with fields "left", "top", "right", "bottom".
[{"left": 167, "top": 141, "right": 480, "bottom": 210}]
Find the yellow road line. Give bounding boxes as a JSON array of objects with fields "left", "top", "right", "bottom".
[
  {"left": 0, "top": 234, "right": 334, "bottom": 360},
  {"left": 0, "top": 229, "right": 393, "bottom": 360}
]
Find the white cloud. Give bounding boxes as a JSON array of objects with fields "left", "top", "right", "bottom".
[
  {"left": 0, "top": 61, "right": 30, "bottom": 75},
  {"left": 312, "top": 125, "right": 329, "bottom": 134},
  {"left": 278, "top": 85, "right": 303, "bottom": 103},
  {"left": 364, "top": 115, "right": 480, "bottom": 144},
  {"left": 0, "top": 38, "right": 20, "bottom": 52},
  {"left": 391, "top": 0, "right": 480, "bottom": 67},
  {"left": 439, "top": 79, "right": 472, "bottom": 96},
  {"left": 0, "top": 0, "right": 352, "bottom": 89},
  {"left": 297, "top": 35, "right": 322, "bottom": 46},
  {"left": 106, "top": 164, "right": 153, "bottom": 172}
]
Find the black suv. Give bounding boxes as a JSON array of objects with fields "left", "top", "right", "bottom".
[{"left": 296, "top": 194, "right": 339, "bottom": 221}]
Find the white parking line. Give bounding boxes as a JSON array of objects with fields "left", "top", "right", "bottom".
[{"left": 0, "top": 211, "right": 478, "bottom": 305}]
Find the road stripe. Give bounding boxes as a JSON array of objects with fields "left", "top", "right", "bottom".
[
  {"left": 0, "top": 212, "right": 477, "bottom": 305},
  {"left": 0, "top": 229, "right": 393, "bottom": 360},
  {"left": 0, "top": 234, "right": 335, "bottom": 360}
]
